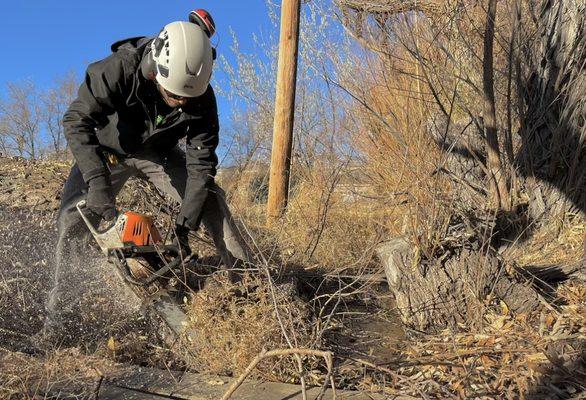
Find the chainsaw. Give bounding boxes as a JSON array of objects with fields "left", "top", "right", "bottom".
[{"left": 76, "top": 200, "right": 197, "bottom": 339}]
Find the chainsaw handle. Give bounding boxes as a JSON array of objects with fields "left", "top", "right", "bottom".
[
  {"left": 76, "top": 200, "right": 101, "bottom": 237},
  {"left": 76, "top": 200, "right": 119, "bottom": 235}
]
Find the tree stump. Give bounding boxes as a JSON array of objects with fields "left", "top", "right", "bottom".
[{"left": 377, "top": 238, "right": 542, "bottom": 333}]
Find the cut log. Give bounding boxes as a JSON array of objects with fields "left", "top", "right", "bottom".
[{"left": 377, "top": 238, "right": 542, "bottom": 333}]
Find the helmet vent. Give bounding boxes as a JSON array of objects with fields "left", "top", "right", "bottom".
[
  {"left": 153, "top": 37, "right": 165, "bottom": 57},
  {"left": 185, "top": 62, "right": 197, "bottom": 76},
  {"left": 157, "top": 64, "right": 169, "bottom": 78}
]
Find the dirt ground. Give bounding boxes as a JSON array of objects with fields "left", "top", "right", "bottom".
[
  {"left": 0, "top": 157, "right": 65, "bottom": 351},
  {"left": 0, "top": 207, "right": 56, "bottom": 350},
  {"left": 0, "top": 158, "right": 170, "bottom": 357}
]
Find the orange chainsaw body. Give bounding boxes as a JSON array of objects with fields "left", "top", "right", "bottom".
[{"left": 120, "top": 212, "right": 163, "bottom": 247}]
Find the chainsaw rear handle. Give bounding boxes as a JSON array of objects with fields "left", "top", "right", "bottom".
[
  {"left": 76, "top": 200, "right": 119, "bottom": 236},
  {"left": 76, "top": 200, "right": 128, "bottom": 256}
]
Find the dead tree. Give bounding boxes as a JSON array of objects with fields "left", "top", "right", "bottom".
[
  {"left": 336, "top": 0, "right": 584, "bottom": 332},
  {"left": 377, "top": 238, "right": 542, "bottom": 332},
  {"left": 517, "top": 0, "right": 586, "bottom": 219}
]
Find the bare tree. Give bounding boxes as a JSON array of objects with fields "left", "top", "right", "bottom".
[
  {"left": 0, "top": 81, "right": 42, "bottom": 159},
  {"left": 41, "top": 72, "right": 77, "bottom": 158},
  {"left": 336, "top": 0, "right": 584, "bottom": 219},
  {"left": 0, "top": 117, "right": 10, "bottom": 156}
]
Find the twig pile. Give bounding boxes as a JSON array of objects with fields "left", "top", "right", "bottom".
[
  {"left": 349, "top": 280, "right": 585, "bottom": 399},
  {"left": 184, "top": 273, "right": 324, "bottom": 384}
]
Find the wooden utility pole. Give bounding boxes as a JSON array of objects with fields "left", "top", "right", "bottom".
[{"left": 267, "top": 0, "right": 301, "bottom": 222}]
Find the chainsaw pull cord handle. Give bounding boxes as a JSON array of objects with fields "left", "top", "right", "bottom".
[{"left": 76, "top": 200, "right": 119, "bottom": 235}]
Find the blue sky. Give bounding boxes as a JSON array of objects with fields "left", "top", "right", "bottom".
[{"left": 1, "top": 0, "right": 274, "bottom": 136}]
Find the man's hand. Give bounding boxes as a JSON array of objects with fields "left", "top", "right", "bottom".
[
  {"left": 86, "top": 175, "right": 116, "bottom": 221},
  {"left": 173, "top": 224, "right": 192, "bottom": 258}
]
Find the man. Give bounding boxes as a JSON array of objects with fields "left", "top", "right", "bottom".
[
  {"left": 60, "top": 15, "right": 248, "bottom": 261},
  {"left": 46, "top": 15, "right": 249, "bottom": 344}
]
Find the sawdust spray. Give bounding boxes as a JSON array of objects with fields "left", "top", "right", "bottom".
[{"left": 42, "top": 228, "right": 147, "bottom": 348}]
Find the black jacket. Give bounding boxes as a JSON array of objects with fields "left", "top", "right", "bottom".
[{"left": 63, "top": 37, "right": 219, "bottom": 230}]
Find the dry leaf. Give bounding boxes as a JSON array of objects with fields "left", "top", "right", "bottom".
[
  {"left": 499, "top": 300, "right": 510, "bottom": 315},
  {"left": 491, "top": 316, "right": 508, "bottom": 330},
  {"left": 545, "top": 314, "right": 556, "bottom": 328},
  {"left": 107, "top": 336, "right": 116, "bottom": 352},
  {"left": 481, "top": 355, "right": 496, "bottom": 368}
]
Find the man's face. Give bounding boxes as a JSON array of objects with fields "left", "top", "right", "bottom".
[{"left": 157, "top": 84, "right": 188, "bottom": 108}]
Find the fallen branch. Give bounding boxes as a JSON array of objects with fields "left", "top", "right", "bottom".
[{"left": 220, "top": 348, "right": 335, "bottom": 400}]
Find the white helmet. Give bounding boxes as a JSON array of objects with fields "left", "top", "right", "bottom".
[{"left": 151, "top": 21, "right": 213, "bottom": 98}]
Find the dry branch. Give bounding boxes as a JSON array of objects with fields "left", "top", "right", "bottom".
[
  {"left": 337, "top": 0, "right": 442, "bottom": 16},
  {"left": 220, "top": 348, "right": 335, "bottom": 400}
]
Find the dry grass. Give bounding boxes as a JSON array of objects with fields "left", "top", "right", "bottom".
[
  {"left": 0, "top": 157, "right": 67, "bottom": 211},
  {"left": 276, "top": 180, "right": 393, "bottom": 271},
  {"left": 513, "top": 215, "right": 586, "bottom": 268},
  {"left": 0, "top": 348, "right": 116, "bottom": 399},
  {"left": 184, "top": 273, "right": 322, "bottom": 383},
  {"left": 0, "top": 150, "right": 584, "bottom": 399},
  {"left": 338, "top": 47, "right": 459, "bottom": 258},
  {"left": 225, "top": 165, "right": 395, "bottom": 273}
]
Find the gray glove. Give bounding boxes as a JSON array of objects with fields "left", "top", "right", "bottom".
[{"left": 86, "top": 175, "right": 116, "bottom": 221}]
